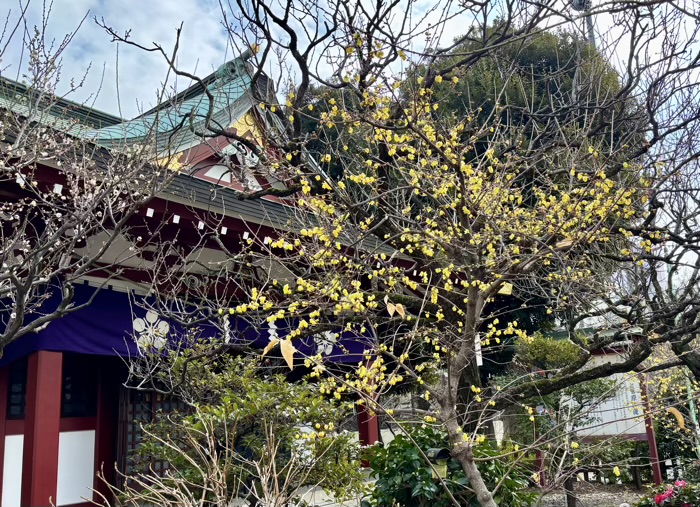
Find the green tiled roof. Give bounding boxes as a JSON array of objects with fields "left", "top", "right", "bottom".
[
  {"left": 0, "top": 57, "right": 299, "bottom": 233},
  {"left": 1, "top": 54, "right": 256, "bottom": 157},
  {"left": 86, "top": 57, "right": 254, "bottom": 154},
  {"left": 0, "top": 77, "right": 123, "bottom": 134}
]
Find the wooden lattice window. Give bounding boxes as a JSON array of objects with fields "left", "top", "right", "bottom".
[
  {"left": 116, "top": 387, "right": 187, "bottom": 482},
  {"left": 6, "top": 357, "right": 27, "bottom": 420}
]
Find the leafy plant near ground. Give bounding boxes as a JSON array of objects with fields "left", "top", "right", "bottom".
[
  {"left": 677, "top": 460, "right": 700, "bottom": 484},
  {"left": 636, "top": 481, "right": 700, "bottom": 506},
  {"left": 364, "top": 426, "right": 536, "bottom": 507},
  {"left": 113, "top": 351, "right": 363, "bottom": 507}
]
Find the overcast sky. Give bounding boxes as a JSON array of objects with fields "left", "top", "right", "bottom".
[
  {"left": 0, "top": 0, "right": 492, "bottom": 119},
  {"left": 1, "top": 0, "right": 237, "bottom": 118},
  {"left": 0, "top": 0, "right": 680, "bottom": 121}
]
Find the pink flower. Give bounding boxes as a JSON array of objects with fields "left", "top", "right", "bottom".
[
  {"left": 654, "top": 489, "right": 675, "bottom": 505},
  {"left": 675, "top": 480, "right": 687, "bottom": 488}
]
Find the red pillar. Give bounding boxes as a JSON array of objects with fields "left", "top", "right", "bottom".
[
  {"left": 93, "top": 359, "right": 117, "bottom": 501},
  {"left": 357, "top": 404, "right": 380, "bottom": 447},
  {"left": 21, "top": 351, "right": 63, "bottom": 507},
  {"left": 646, "top": 422, "right": 663, "bottom": 485},
  {"left": 357, "top": 359, "right": 380, "bottom": 455}
]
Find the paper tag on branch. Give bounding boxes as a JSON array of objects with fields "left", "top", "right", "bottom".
[
  {"left": 280, "top": 339, "right": 296, "bottom": 370},
  {"left": 497, "top": 283, "right": 513, "bottom": 296}
]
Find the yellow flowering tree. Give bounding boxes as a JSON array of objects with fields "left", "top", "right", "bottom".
[{"left": 112, "top": 0, "right": 700, "bottom": 505}]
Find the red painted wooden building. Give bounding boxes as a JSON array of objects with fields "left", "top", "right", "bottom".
[{"left": 0, "top": 54, "right": 379, "bottom": 507}]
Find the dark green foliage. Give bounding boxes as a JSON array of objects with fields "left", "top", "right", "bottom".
[
  {"left": 364, "top": 426, "right": 536, "bottom": 507},
  {"left": 416, "top": 27, "right": 639, "bottom": 152},
  {"left": 297, "top": 85, "right": 364, "bottom": 181},
  {"left": 515, "top": 333, "right": 582, "bottom": 371},
  {"left": 655, "top": 415, "right": 699, "bottom": 463},
  {"left": 428, "top": 30, "right": 582, "bottom": 123},
  {"left": 478, "top": 296, "right": 555, "bottom": 383}
]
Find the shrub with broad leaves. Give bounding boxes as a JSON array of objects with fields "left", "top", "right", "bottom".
[{"left": 364, "top": 426, "right": 536, "bottom": 507}]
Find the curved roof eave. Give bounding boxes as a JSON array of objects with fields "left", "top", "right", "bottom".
[{"left": 84, "top": 56, "right": 255, "bottom": 154}]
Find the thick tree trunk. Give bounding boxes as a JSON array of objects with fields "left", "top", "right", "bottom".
[
  {"left": 456, "top": 359, "right": 482, "bottom": 432},
  {"left": 440, "top": 295, "right": 497, "bottom": 506},
  {"left": 461, "top": 453, "right": 499, "bottom": 507},
  {"left": 444, "top": 417, "right": 499, "bottom": 507}
]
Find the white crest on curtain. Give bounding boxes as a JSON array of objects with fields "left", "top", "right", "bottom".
[
  {"left": 317, "top": 330, "right": 337, "bottom": 356},
  {"left": 133, "top": 310, "right": 169, "bottom": 352}
]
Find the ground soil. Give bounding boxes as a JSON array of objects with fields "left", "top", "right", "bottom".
[{"left": 534, "top": 483, "right": 646, "bottom": 507}]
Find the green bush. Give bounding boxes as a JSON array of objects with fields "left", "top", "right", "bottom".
[
  {"left": 131, "top": 352, "right": 363, "bottom": 505},
  {"left": 364, "top": 426, "right": 536, "bottom": 507},
  {"left": 515, "top": 332, "right": 581, "bottom": 371}
]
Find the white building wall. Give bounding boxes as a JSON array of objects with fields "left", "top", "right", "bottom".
[
  {"left": 577, "top": 354, "right": 646, "bottom": 438},
  {"left": 1, "top": 435, "right": 23, "bottom": 507},
  {"left": 56, "top": 430, "right": 95, "bottom": 506}
]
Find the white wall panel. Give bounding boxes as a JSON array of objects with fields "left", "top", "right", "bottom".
[
  {"left": 56, "top": 430, "right": 95, "bottom": 506},
  {"left": 2, "top": 435, "right": 23, "bottom": 507}
]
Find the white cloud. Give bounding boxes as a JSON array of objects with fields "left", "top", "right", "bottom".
[{"left": 1, "top": 0, "right": 232, "bottom": 118}]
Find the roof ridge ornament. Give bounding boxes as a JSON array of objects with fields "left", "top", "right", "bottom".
[
  {"left": 214, "top": 60, "right": 238, "bottom": 82},
  {"left": 214, "top": 50, "right": 253, "bottom": 84}
]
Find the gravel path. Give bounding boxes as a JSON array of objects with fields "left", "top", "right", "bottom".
[
  {"left": 298, "top": 483, "right": 648, "bottom": 506},
  {"left": 535, "top": 485, "right": 645, "bottom": 507}
]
